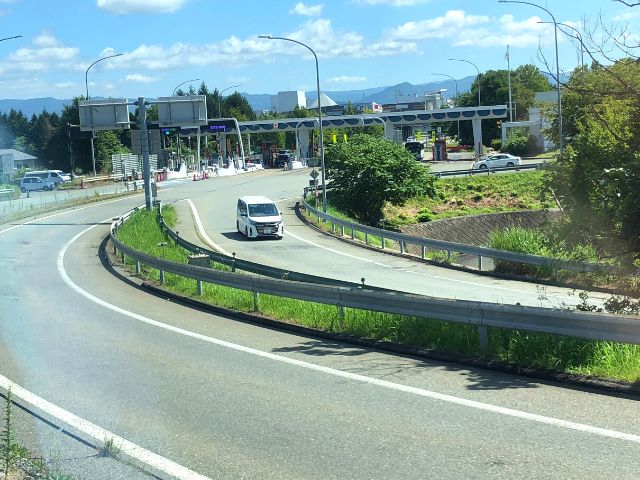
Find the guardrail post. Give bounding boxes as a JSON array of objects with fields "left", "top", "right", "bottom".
[
  {"left": 341, "top": 225, "right": 344, "bottom": 237},
  {"left": 121, "top": 251, "right": 125, "bottom": 263},
  {"left": 351, "top": 228, "right": 355, "bottom": 241},
  {"left": 447, "top": 250, "right": 452, "bottom": 262},
  {"left": 365, "top": 233, "right": 369, "bottom": 245},
  {"left": 337, "top": 305, "right": 345, "bottom": 329},
  {"left": 231, "top": 252, "right": 236, "bottom": 273},
  {"left": 160, "top": 270, "right": 165, "bottom": 285},
  {"left": 478, "top": 255, "right": 483, "bottom": 271},
  {"left": 197, "top": 279, "right": 203, "bottom": 295},
  {"left": 135, "top": 261, "right": 141, "bottom": 275},
  {"left": 478, "top": 325, "right": 489, "bottom": 355},
  {"left": 113, "top": 242, "right": 117, "bottom": 255},
  {"left": 332, "top": 221, "right": 335, "bottom": 234},
  {"left": 381, "top": 235, "right": 385, "bottom": 250},
  {"left": 253, "top": 291, "right": 260, "bottom": 312},
  {"left": 421, "top": 245, "right": 426, "bottom": 259},
  {"left": 400, "top": 241, "right": 405, "bottom": 254}
]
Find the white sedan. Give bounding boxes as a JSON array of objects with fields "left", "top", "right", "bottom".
[{"left": 471, "top": 153, "right": 521, "bottom": 170}]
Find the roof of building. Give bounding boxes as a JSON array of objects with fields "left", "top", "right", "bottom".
[
  {"left": 0, "top": 149, "right": 37, "bottom": 161},
  {"left": 307, "top": 92, "right": 337, "bottom": 109}
]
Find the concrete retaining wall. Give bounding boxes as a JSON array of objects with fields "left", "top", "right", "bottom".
[{"left": 400, "top": 210, "right": 561, "bottom": 248}]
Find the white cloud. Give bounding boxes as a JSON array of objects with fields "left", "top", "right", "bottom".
[
  {"left": 612, "top": 11, "right": 637, "bottom": 22},
  {"left": 1, "top": 32, "right": 79, "bottom": 76},
  {"left": 389, "top": 10, "right": 489, "bottom": 40},
  {"left": 111, "top": 18, "right": 418, "bottom": 72},
  {"left": 33, "top": 31, "right": 60, "bottom": 48},
  {"left": 355, "top": 0, "right": 430, "bottom": 6},
  {"left": 53, "top": 82, "right": 74, "bottom": 89},
  {"left": 290, "top": 2, "right": 323, "bottom": 16},
  {"left": 389, "top": 11, "right": 554, "bottom": 48},
  {"left": 96, "top": 0, "right": 188, "bottom": 14},
  {"left": 452, "top": 14, "right": 553, "bottom": 48},
  {"left": 124, "top": 73, "right": 157, "bottom": 82},
  {"left": 327, "top": 75, "right": 367, "bottom": 84}
]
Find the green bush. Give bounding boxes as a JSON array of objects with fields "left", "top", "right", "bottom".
[
  {"left": 490, "top": 138, "right": 502, "bottom": 151},
  {"left": 501, "top": 132, "right": 528, "bottom": 156},
  {"left": 490, "top": 226, "right": 554, "bottom": 276}
]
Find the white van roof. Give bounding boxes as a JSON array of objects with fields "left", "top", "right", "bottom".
[{"left": 239, "top": 196, "right": 276, "bottom": 205}]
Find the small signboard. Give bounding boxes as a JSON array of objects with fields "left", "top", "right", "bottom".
[
  {"left": 157, "top": 95, "right": 207, "bottom": 127},
  {"left": 79, "top": 99, "right": 130, "bottom": 131},
  {"left": 310, "top": 169, "right": 319, "bottom": 180},
  {"left": 200, "top": 119, "right": 236, "bottom": 134},
  {"left": 1, "top": 153, "right": 14, "bottom": 176}
]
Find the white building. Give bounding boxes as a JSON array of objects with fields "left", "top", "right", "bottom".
[{"left": 271, "top": 91, "right": 307, "bottom": 113}]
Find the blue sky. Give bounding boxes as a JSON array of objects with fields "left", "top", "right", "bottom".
[{"left": 0, "top": 0, "right": 635, "bottom": 100}]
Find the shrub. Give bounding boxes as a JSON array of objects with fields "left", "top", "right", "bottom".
[
  {"left": 490, "top": 138, "right": 502, "bottom": 151},
  {"left": 490, "top": 226, "right": 554, "bottom": 276}
]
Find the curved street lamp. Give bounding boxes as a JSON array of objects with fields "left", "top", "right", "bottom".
[
  {"left": 218, "top": 84, "right": 241, "bottom": 118},
  {"left": 0, "top": 35, "right": 22, "bottom": 43},
  {"left": 258, "top": 34, "right": 327, "bottom": 213},
  {"left": 173, "top": 78, "right": 200, "bottom": 96},
  {"left": 85, "top": 53, "right": 123, "bottom": 176},
  {"left": 499, "top": 0, "right": 563, "bottom": 155},
  {"left": 432, "top": 72, "right": 460, "bottom": 139},
  {"left": 448, "top": 58, "right": 480, "bottom": 107},
  {"left": 538, "top": 21, "right": 584, "bottom": 67}
]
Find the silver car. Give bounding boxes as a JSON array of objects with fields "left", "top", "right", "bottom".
[
  {"left": 472, "top": 153, "right": 521, "bottom": 170},
  {"left": 20, "top": 176, "right": 56, "bottom": 192}
]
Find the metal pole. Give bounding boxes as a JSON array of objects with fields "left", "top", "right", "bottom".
[
  {"left": 218, "top": 84, "right": 241, "bottom": 118},
  {"left": 138, "top": 97, "right": 153, "bottom": 210},
  {"left": 259, "top": 35, "right": 326, "bottom": 212},
  {"left": 507, "top": 45, "right": 513, "bottom": 122},
  {"left": 173, "top": 78, "right": 200, "bottom": 96},
  {"left": 500, "top": 0, "right": 563, "bottom": 155},
  {"left": 449, "top": 58, "right": 480, "bottom": 106},
  {"left": 85, "top": 53, "right": 123, "bottom": 177},
  {"left": 432, "top": 72, "right": 460, "bottom": 139}
]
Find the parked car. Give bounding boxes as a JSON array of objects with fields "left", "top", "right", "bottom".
[
  {"left": 20, "top": 176, "right": 56, "bottom": 192},
  {"left": 275, "top": 152, "right": 292, "bottom": 168},
  {"left": 51, "top": 170, "right": 72, "bottom": 182},
  {"left": 471, "top": 153, "right": 521, "bottom": 170},
  {"left": 24, "top": 170, "right": 66, "bottom": 186},
  {"left": 236, "top": 196, "right": 284, "bottom": 239}
]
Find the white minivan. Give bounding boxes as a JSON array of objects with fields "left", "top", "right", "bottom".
[
  {"left": 24, "top": 170, "right": 66, "bottom": 186},
  {"left": 236, "top": 196, "right": 284, "bottom": 239}
]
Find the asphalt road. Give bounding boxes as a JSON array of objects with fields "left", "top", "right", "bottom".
[
  {"left": 1, "top": 169, "right": 638, "bottom": 479},
  {"left": 178, "top": 168, "right": 607, "bottom": 309}
]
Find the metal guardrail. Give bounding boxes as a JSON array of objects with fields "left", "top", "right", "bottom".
[
  {"left": 157, "top": 212, "right": 395, "bottom": 292},
  {"left": 110, "top": 209, "right": 640, "bottom": 348},
  {"left": 432, "top": 163, "right": 543, "bottom": 177},
  {"left": 300, "top": 192, "right": 637, "bottom": 277}
]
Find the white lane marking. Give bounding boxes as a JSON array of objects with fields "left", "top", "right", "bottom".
[
  {"left": 183, "top": 198, "right": 231, "bottom": 256},
  {"left": 57, "top": 224, "right": 640, "bottom": 446},
  {"left": 0, "top": 196, "right": 139, "bottom": 236},
  {"left": 0, "top": 373, "right": 210, "bottom": 480}
]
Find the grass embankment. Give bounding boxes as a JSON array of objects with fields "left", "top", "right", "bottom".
[
  {"left": 385, "top": 171, "right": 553, "bottom": 225},
  {"left": 115, "top": 205, "right": 640, "bottom": 383}
]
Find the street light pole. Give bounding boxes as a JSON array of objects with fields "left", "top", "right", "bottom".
[
  {"left": 173, "top": 78, "right": 200, "bottom": 96},
  {"left": 538, "top": 21, "right": 584, "bottom": 68},
  {"left": 432, "top": 72, "right": 460, "bottom": 139},
  {"left": 218, "top": 84, "right": 241, "bottom": 118},
  {"left": 448, "top": 58, "right": 481, "bottom": 106},
  {"left": 259, "top": 35, "right": 327, "bottom": 213},
  {"left": 500, "top": 0, "right": 563, "bottom": 155},
  {"left": 85, "top": 53, "right": 123, "bottom": 176}
]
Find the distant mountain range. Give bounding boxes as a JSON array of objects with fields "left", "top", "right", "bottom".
[{"left": 0, "top": 76, "right": 481, "bottom": 117}]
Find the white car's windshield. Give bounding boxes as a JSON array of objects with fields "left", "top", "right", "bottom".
[{"left": 249, "top": 203, "right": 278, "bottom": 217}]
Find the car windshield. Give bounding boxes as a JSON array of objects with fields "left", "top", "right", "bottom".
[{"left": 249, "top": 203, "right": 278, "bottom": 217}]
